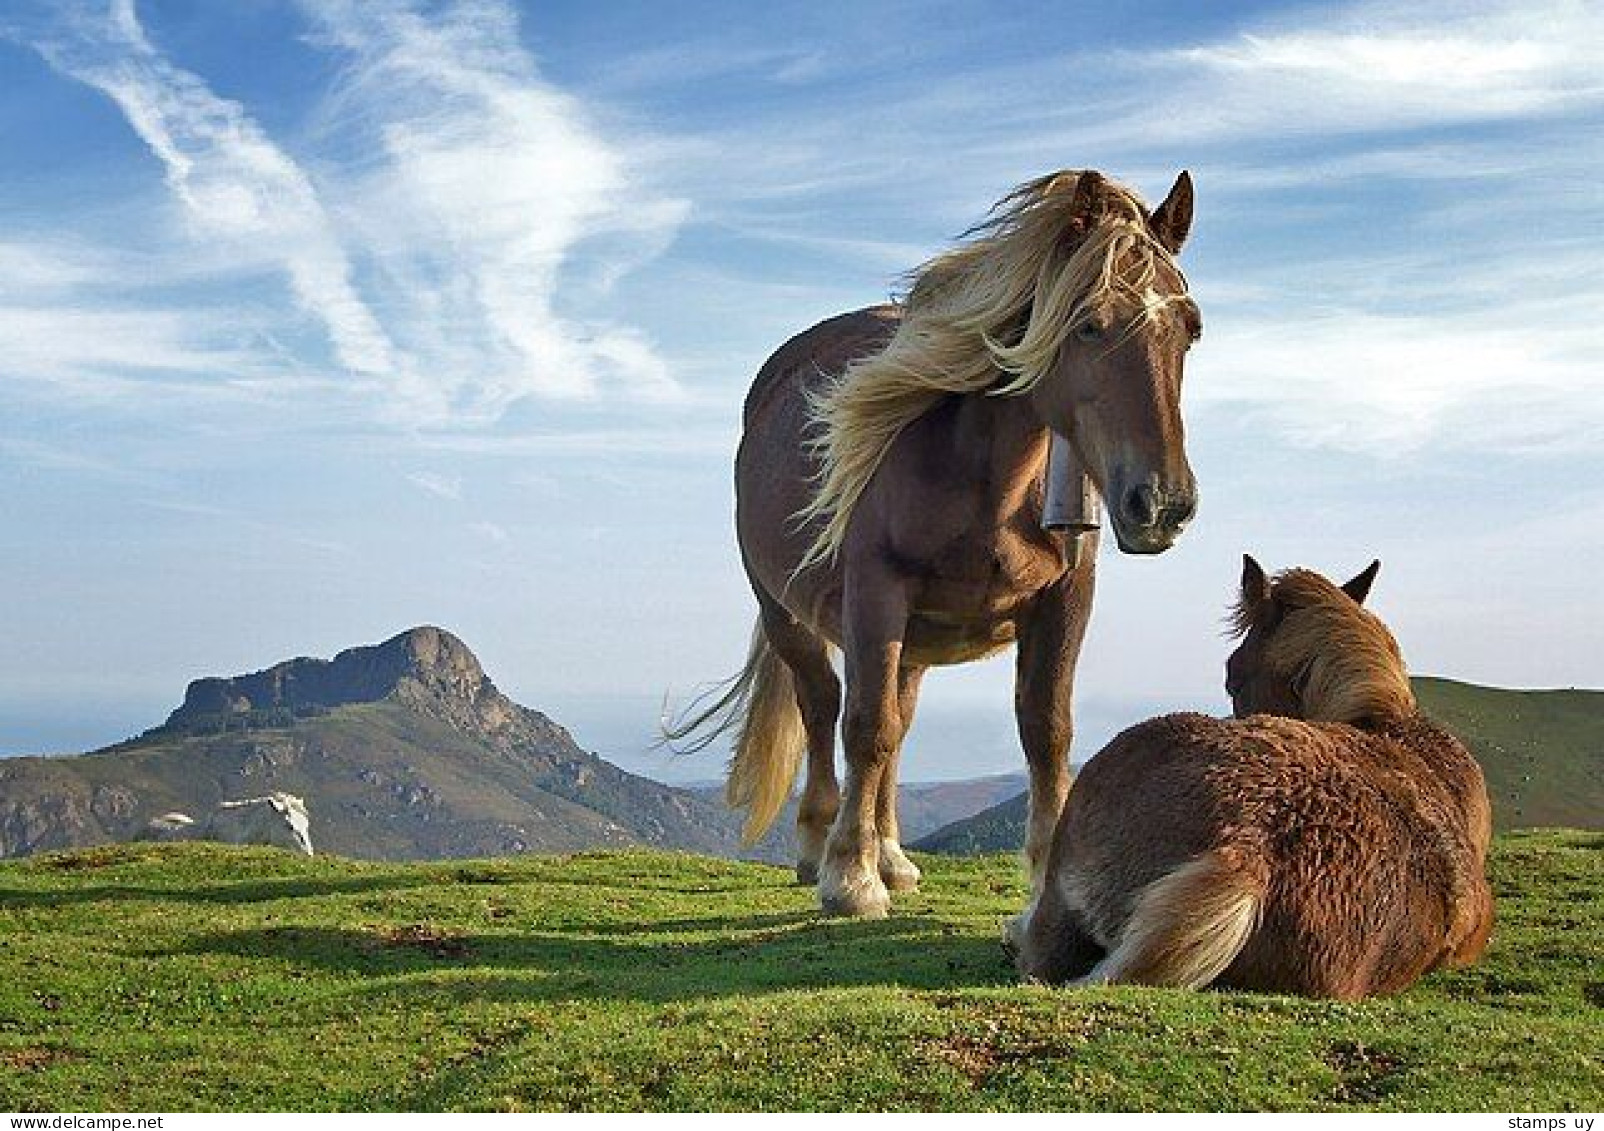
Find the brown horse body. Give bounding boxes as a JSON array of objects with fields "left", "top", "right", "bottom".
[
  {"left": 1013, "top": 560, "right": 1494, "bottom": 999},
  {"left": 669, "top": 170, "right": 1203, "bottom": 916}
]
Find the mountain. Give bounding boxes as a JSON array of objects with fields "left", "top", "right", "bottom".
[
  {"left": 912, "top": 677, "right": 1604, "bottom": 855},
  {"left": 912, "top": 790, "right": 1030, "bottom": 856},
  {"left": 0, "top": 627, "right": 748, "bottom": 861}
]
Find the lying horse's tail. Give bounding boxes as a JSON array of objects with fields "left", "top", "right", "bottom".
[
  {"left": 1088, "top": 851, "right": 1263, "bottom": 989},
  {"left": 660, "top": 619, "right": 805, "bottom": 845}
]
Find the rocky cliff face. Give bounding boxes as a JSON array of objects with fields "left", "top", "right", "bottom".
[
  {"left": 0, "top": 628, "right": 752, "bottom": 862},
  {"left": 164, "top": 627, "right": 517, "bottom": 736}
]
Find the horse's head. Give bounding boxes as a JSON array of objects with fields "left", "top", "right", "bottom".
[
  {"left": 1023, "top": 171, "right": 1200, "bottom": 554},
  {"left": 1225, "top": 555, "right": 1412, "bottom": 725}
]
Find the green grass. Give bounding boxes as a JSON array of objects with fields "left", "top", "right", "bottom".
[{"left": 1, "top": 834, "right": 1600, "bottom": 1112}]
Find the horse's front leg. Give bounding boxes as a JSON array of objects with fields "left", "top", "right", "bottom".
[
  {"left": 1014, "top": 560, "right": 1095, "bottom": 891},
  {"left": 819, "top": 575, "right": 908, "bottom": 918},
  {"left": 875, "top": 664, "right": 926, "bottom": 892}
]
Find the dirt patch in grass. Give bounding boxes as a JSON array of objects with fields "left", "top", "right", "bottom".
[
  {"left": 2, "top": 1046, "right": 81, "bottom": 1072},
  {"left": 1324, "top": 1039, "right": 1406, "bottom": 1105},
  {"left": 375, "top": 922, "right": 470, "bottom": 959},
  {"left": 923, "top": 1014, "right": 1101, "bottom": 1087}
]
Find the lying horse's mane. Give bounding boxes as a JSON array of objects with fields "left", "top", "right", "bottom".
[
  {"left": 1234, "top": 568, "right": 1415, "bottom": 727},
  {"left": 793, "top": 170, "right": 1189, "bottom": 572}
]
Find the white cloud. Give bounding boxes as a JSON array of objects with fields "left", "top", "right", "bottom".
[
  {"left": 1191, "top": 304, "right": 1602, "bottom": 455},
  {"left": 1165, "top": 2, "right": 1604, "bottom": 137},
  {"left": 406, "top": 472, "right": 463, "bottom": 501},
  {"left": 10, "top": 0, "right": 685, "bottom": 424},
  {"left": 0, "top": 304, "right": 271, "bottom": 401},
  {"left": 301, "top": 0, "right": 687, "bottom": 414},
  {"left": 26, "top": 0, "right": 397, "bottom": 383}
]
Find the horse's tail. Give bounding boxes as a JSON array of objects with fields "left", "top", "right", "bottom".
[
  {"left": 660, "top": 620, "right": 805, "bottom": 845},
  {"left": 1088, "top": 851, "right": 1263, "bottom": 989}
]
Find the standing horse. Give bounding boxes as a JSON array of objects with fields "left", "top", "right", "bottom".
[
  {"left": 1011, "top": 558, "right": 1494, "bottom": 998},
  {"left": 668, "top": 169, "right": 1203, "bottom": 917}
]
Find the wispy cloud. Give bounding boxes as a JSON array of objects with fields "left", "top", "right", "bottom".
[
  {"left": 406, "top": 471, "right": 463, "bottom": 501},
  {"left": 302, "top": 0, "right": 687, "bottom": 413},
  {"left": 23, "top": 0, "right": 396, "bottom": 382},
  {"left": 1191, "top": 304, "right": 1603, "bottom": 455},
  {"left": 8, "top": 0, "right": 686, "bottom": 424},
  {"left": 1163, "top": 2, "right": 1604, "bottom": 139},
  {"left": 0, "top": 302, "right": 272, "bottom": 402}
]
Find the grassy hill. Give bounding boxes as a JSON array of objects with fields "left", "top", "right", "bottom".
[
  {"left": 916, "top": 677, "right": 1604, "bottom": 855},
  {"left": 1, "top": 834, "right": 1599, "bottom": 1111},
  {"left": 1413, "top": 678, "right": 1604, "bottom": 831}
]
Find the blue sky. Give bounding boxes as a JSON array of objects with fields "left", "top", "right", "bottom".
[{"left": 2, "top": 0, "right": 1601, "bottom": 782}]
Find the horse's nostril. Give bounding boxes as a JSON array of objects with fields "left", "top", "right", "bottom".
[{"left": 1124, "top": 483, "right": 1160, "bottom": 527}]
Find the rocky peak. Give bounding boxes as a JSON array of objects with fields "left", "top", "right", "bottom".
[{"left": 164, "top": 626, "right": 515, "bottom": 734}]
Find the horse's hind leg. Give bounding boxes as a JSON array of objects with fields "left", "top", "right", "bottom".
[
  {"left": 756, "top": 595, "right": 840, "bottom": 886},
  {"left": 875, "top": 664, "right": 925, "bottom": 892}
]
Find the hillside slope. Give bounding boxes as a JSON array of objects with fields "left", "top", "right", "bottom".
[
  {"left": 0, "top": 628, "right": 744, "bottom": 861},
  {"left": 913, "top": 791, "right": 1030, "bottom": 856},
  {"left": 0, "top": 834, "right": 1598, "bottom": 1111},
  {"left": 1412, "top": 678, "right": 1603, "bottom": 831},
  {"left": 915, "top": 677, "right": 1604, "bottom": 854}
]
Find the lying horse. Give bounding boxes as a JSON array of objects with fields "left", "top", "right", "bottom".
[
  {"left": 1011, "top": 557, "right": 1493, "bottom": 999},
  {"left": 139, "top": 792, "right": 314, "bottom": 856}
]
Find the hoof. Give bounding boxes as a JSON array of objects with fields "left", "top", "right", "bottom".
[
  {"left": 818, "top": 865, "right": 891, "bottom": 919},
  {"left": 878, "top": 839, "right": 922, "bottom": 892},
  {"left": 795, "top": 858, "right": 820, "bottom": 886}
]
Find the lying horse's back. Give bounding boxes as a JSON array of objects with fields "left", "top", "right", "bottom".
[{"left": 1030, "top": 711, "right": 1492, "bottom": 998}]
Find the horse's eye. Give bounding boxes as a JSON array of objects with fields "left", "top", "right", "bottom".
[{"left": 1075, "top": 320, "right": 1106, "bottom": 342}]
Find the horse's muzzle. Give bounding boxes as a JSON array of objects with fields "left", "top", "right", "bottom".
[{"left": 1111, "top": 476, "right": 1196, "bottom": 554}]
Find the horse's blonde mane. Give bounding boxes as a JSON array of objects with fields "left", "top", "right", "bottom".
[
  {"left": 792, "top": 170, "right": 1188, "bottom": 573},
  {"left": 1235, "top": 569, "right": 1416, "bottom": 726}
]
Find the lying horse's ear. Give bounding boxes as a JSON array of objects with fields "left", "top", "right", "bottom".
[
  {"left": 1341, "top": 559, "right": 1382, "bottom": 606},
  {"left": 1240, "top": 553, "right": 1271, "bottom": 613},
  {"left": 1150, "top": 170, "right": 1194, "bottom": 254}
]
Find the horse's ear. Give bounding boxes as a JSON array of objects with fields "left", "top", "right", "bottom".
[
  {"left": 1066, "top": 170, "right": 1108, "bottom": 232},
  {"left": 1241, "top": 553, "right": 1270, "bottom": 609},
  {"left": 1150, "top": 170, "right": 1194, "bottom": 254},
  {"left": 1341, "top": 559, "right": 1382, "bottom": 605}
]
